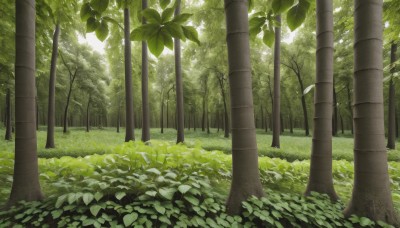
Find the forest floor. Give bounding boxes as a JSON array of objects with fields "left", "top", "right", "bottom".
[{"left": 1, "top": 127, "right": 400, "bottom": 161}]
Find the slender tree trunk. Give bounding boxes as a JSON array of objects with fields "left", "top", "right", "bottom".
[
  {"left": 396, "top": 112, "right": 398, "bottom": 138},
  {"left": 8, "top": 0, "right": 43, "bottom": 206},
  {"left": 202, "top": 97, "right": 205, "bottom": 131},
  {"left": 45, "top": 23, "right": 60, "bottom": 148},
  {"left": 296, "top": 73, "right": 310, "bottom": 136},
  {"left": 271, "top": 15, "right": 281, "bottom": 148},
  {"left": 223, "top": 95, "right": 229, "bottom": 138},
  {"left": 344, "top": 0, "right": 398, "bottom": 224},
  {"left": 161, "top": 95, "right": 164, "bottom": 133},
  {"left": 305, "top": 0, "right": 338, "bottom": 200},
  {"left": 35, "top": 96, "right": 38, "bottom": 131},
  {"left": 62, "top": 69, "right": 77, "bottom": 134},
  {"left": 141, "top": 0, "right": 150, "bottom": 142},
  {"left": 174, "top": 0, "right": 184, "bottom": 143},
  {"left": 124, "top": 8, "right": 135, "bottom": 142},
  {"left": 346, "top": 82, "right": 353, "bottom": 134},
  {"left": 289, "top": 114, "right": 293, "bottom": 134},
  {"left": 339, "top": 110, "right": 344, "bottom": 134},
  {"left": 117, "top": 104, "right": 120, "bottom": 133},
  {"left": 5, "top": 88, "right": 12, "bottom": 140},
  {"left": 387, "top": 43, "right": 397, "bottom": 149},
  {"left": 280, "top": 113, "right": 284, "bottom": 133},
  {"left": 332, "top": 85, "right": 338, "bottom": 136},
  {"left": 260, "top": 105, "right": 264, "bottom": 130},
  {"left": 224, "top": 0, "right": 263, "bottom": 214},
  {"left": 86, "top": 97, "right": 90, "bottom": 132}
]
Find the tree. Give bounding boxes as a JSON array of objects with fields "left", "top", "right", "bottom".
[
  {"left": 4, "top": 88, "right": 12, "bottom": 140},
  {"left": 387, "top": 42, "right": 397, "bottom": 149},
  {"left": 8, "top": 0, "right": 43, "bottom": 206},
  {"left": 141, "top": 0, "right": 150, "bottom": 142},
  {"left": 305, "top": 0, "right": 338, "bottom": 200},
  {"left": 271, "top": 15, "right": 281, "bottom": 148},
  {"left": 224, "top": 0, "right": 263, "bottom": 214},
  {"left": 343, "top": 0, "right": 398, "bottom": 224}
]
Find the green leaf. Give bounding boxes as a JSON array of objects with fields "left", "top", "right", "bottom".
[
  {"left": 249, "top": 16, "right": 266, "bottom": 37},
  {"left": 90, "top": 0, "right": 109, "bottom": 13},
  {"left": 159, "top": 187, "right": 176, "bottom": 200},
  {"left": 164, "top": 22, "right": 185, "bottom": 40},
  {"left": 145, "top": 190, "right": 157, "bottom": 197},
  {"left": 160, "top": 28, "right": 173, "bottom": 50},
  {"left": 94, "top": 192, "right": 103, "bottom": 201},
  {"left": 160, "top": 0, "right": 171, "bottom": 9},
  {"left": 172, "top": 13, "right": 192, "bottom": 24},
  {"left": 51, "top": 210, "right": 63, "bottom": 219},
  {"left": 103, "top": 16, "right": 119, "bottom": 27},
  {"left": 286, "top": 0, "right": 310, "bottom": 31},
  {"left": 154, "top": 204, "right": 166, "bottom": 214},
  {"left": 68, "top": 193, "right": 77, "bottom": 204},
  {"left": 115, "top": 192, "right": 126, "bottom": 200},
  {"left": 182, "top": 26, "right": 200, "bottom": 45},
  {"left": 86, "top": 17, "right": 99, "bottom": 33},
  {"left": 83, "top": 193, "right": 94, "bottom": 206},
  {"left": 303, "top": 84, "right": 315, "bottom": 95},
  {"left": 130, "top": 24, "right": 160, "bottom": 41},
  {"left": 55, "top": 194, "right": 67, "bottom": 208},
  {"left": 146, "top": 168, "right": 161, "bottom": 175},
  {"left": 159, "top": 216, "right": 171, "bottom": 225},
  {"left": 142, "top": 9, "right": 162, "bottom": 23},
  {"left": 262, "top": 28, "right": 275, "bottom": 47},
  {"left": 161, "top": 8, "right": 175, "bottom": 23},
  {"left": 184, "top": 195, "right": 199, "bottom": 206},
  {"left": 90, "top": 205, "right": 102, "bottom": 217},
  {"left": 272, "top": 0, "right": 294, "bottom": 14},
  {"left": 178, "top": 185, "right": 192, "bottom": 194},
  {"left": 95, "top": 20, "right": 109, "bottom": 41},
  {"left": 123, "top": 213, "right": 138, "bottom": 226},
  {"left": 80, "top": 3, "right": 93, "bottom": 21}
]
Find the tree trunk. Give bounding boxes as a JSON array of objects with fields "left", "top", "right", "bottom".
[
  {"left": 346, "top": 82, "right": 353, "bottom": 134},
  {"left": 8, "top": 0, "right": 43, "bottom": 206},
  {"left": 35, "top": 96, "right": 38, "bottom": 131},
  {"left": 174, "top": 0, "right": 184, "bottom": 143},
  {"left": 124, "top": 8, "right": 135, "bottom": 142},
  {"left": 271, "top": 15, "right": 281, "bottom": 148},
  {"left": 117, "top": 103, "right": 120, "bottom": 133},
  {"left": 202, "top": 97, "right": 205, "bottom": 131},
  {"left": 141, "top": 0, "right": 150, "bottom": 142},
  {"left": 280, "top": 113, "right": 284, "bottom": 133},
  {"left": 387, "top": 43, "right": 397, "bottom": 149},
  {"left": 62, "top": 69, "right": 77, "bottom": 134},
  {"left": 45, "top": 23, "right": 60, "bottom": 148},
  {"left": 161, "top": 95, "right": 164, "bottom": 134},
  {"left": 5, "top": 88, "right": 12, "bottom": 140},
  {"left": 332, "top": 84, "right": 338, "bottom": 136},
  {"left": 224, "top": 0, "right": 263, "bottom": 214},
  {"left": 296, "top": 74, "right": 309, "bottom": 136},
  {"left": 344, "top": 0, "right": 398, "bottom": 224},
  {"left": 339, "top": 110, "right": 344, "bottom": 134},
  {"left": 86, "top": 97, "right": 90, "bottom": 132},
  {"left": 305, "top": 0, "right": 338, "bottom": 200},
  {"left": 222, "top": 93, "right": 229, "bottom": 138}
]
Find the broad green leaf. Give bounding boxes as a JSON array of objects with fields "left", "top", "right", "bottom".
[
  {"left": 160, "top": 28, "right": 173, "bottom": 50},
  {"left": 115, "top": 192, "right": 126, "bottom": 200},
  {"left": 68, "top": 193, "right": 77, "bottom": 204},
  {"left": 172, "top": 13, "right": 192, "bottom": 24},
  {"left": 55, "top": 194, "right": 67, "bottom": 208},
  {"left": 182, "top": 26, "right": 200, "bottom": 45},
  {"left": 123, "top": 213, "right": 138, "bottom": 226},
  {"left": 249, "top": 17, "right": 266, "bottom": 37},
  {"left": 83, "top": 193, "right": 94, "bottom": 205},
  {"left": 90, "top": 0, "right": 109, "bottom": 13},
  {"left": 102, "top": 16, "right": 119, "bottom": 27},
  {"left": 262, "top": 28, "right": 275, "bottom": 47},
  {"left": 272, "top": 0, "right": 294, "bottom": 14},
  {"left": 148, "top": 30, "right": 165, "bottom": 57},
  {"left": 86, "top": 17, "right": 99, "bottom": 33},
  {"left": 160, "top": 0, "right": 171, "bottom": 9},
  {"left": 146, "top": 167, "right": 161, "bottom": 175},
  {"left": 80, "top": 3, "right": 93, "bottom": 21},
  {"left": 130, "top": 24, "right": 160, "bottom": 41},
  {"left": 94, "top": 192, "right": 103, "bottom": 201},
  {"left": 159, "top": 187, "right": 176, "bottom": 200},
  {"left": 95, "top": 20, "right": 109, "bottom": 41},
  {"left": 178, "top": 185, "right": 191, "bottom": 194},
  {"left": 90, "top": 205, "right": 102, "bottom": 216},
  {"left": 142, "top": 9, "right": 162, "bottom": 23},
  {"left": 184, "top": 195, "right": 199, "bottom": 206},
  {"left": 131, "top": 27, "right": 145, "bottom": 41},
  {"left": 145, "top": 190, "right": 157, "bottom": 197},
  {"left": 161, "top": 8, "right": 174, "bottom": 23},
  {"left": 154, "top": 204, "right": 166, "bottom": 214},
  {"left": 164, "top": 22, "right": 185, "bottom": 40},
  {"left": 51, "top": 210, "right": 63, "bottom": 219},
  {"left": 286, "top": 0, "right": 310, "bottom": 31}
]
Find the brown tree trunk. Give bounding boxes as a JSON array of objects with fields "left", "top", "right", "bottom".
[
  {"left": 305, "top": 0, "right": 338, "bottom": 200},
  {"left": 224, "top": 0, "right": 263, "bottom": 214},
  {"left": 332, "top": 84, "right": 338, "bottom": 136},
  {"left": 62, "top": 68, "right": 77, "bottom": 134},
  {"left": 202, "top": 97, "right": 206, "bottom": 131},
  {"left": 8, "top": 0, "right": 43, "bottom": 206},
  {"left": 346, "top": 82, "right": 353, "bottom": 134},
  {"left": 117, "top": 103, "right": 120, "bottom": 133},
  {"left": 124, "top": 8, "right": 135, "bottom": 142},
  {"left": 175, "top": 0, "right": 184, "bottom": 143},
  {"left": 45, "top": 23, "right": 60, "bottom": 148},
  {"left": 86, "top": 97, "right": 90, "bottom": 132},
  {"left": 339, "top": 110, "right": 344, "bottom": 134},
  {"left": 5, "top": 88, "right": 12, "bottom": 140},
  {"left": 141, "top": 0, "right": 150, "bottom": 142},
  {"left": 344, "top": 0, "right": 398, "bottom": 224},
  {"left": 280, "top": 113, "right": 284, "bottom": 133},
  {"left": 387, "top": 43, "right": 397, "bottom": 149},
  {"left": 161, "top": 94, "right": 164, "bottom": 134},
  {"left": 271, "top": 15, "right": 281, "bottom": 148}
]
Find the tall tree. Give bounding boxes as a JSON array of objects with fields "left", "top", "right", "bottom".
[
  {"left": 224, "top": 0, "right": 263, "bottom": 214},
  {"left": 8, "top": 0, "right": 43, "bottom": 206},
  {"left": 387, "top": 42, "right": 397, "bottom": 149},
  {"left": 305, "top": 0, "right": 338, "bottom": 200},
  {"left": 5, "top": 88, "right": 12, "bottom": 140},
  {"left": 344, "top": 0, "right": 398, "bottom": 224},
  {"left": 271, "top": 15, "right": 281, "bottom": 148},
  {"left": 60, "top": 52, "right": 78, "bottom": 133},
  {"left": 141, "top": 0, "right": 150, "bottom": 142}
]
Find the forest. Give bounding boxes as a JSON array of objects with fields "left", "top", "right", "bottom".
[{"left": 1, "top": 0, "right": 400, "bottom": 227}]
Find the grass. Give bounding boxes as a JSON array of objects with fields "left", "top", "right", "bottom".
[{"left": 1, "top": 127, "right": 400, "bottom": 161}]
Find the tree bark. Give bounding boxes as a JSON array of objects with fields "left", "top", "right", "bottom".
[
  {"left": 217, "top": 73, "right": 230, "bottom": 138},
  {"left": 86, "top": 97, "right": 90, "bottom": 132},
  {"left": 124, "top": 8, "right": 135, "bottom": 142},
  {"left": 46, "top": 23, "right": 60, "bottom": 148},
  {"left": 339, "top": 110, "right": 344, "bottom": 134},
  {"left": 332, "top": 84, "right": 338, "bottom": 136},
  {"left": 117, "top": 103, "right": 120, "bottom": 133},
  {"left": 271, "top": 15, "right": 281, "bottom": 148},
  {"left": 62, "top": 67, "right": 77, "bottom": 134},
  {"left": 305, "top": 0, "right": 338, "bottom": 200},
  {"left": 280, "top": 113, "right": 284, "bottom": 133},
  {"left": 298, "top": 75, "right": 309, "bottom": 136},
  {"left": 346, "top": 82, "right": 353, "bottom": 134},
  {"left": 202, "top": 97, "right": 206, "bottom": 131},
  {"left": 387, "top": 43, "right": 397, "bottom": 149},
  {"left": 174, "top": 0, "right": 184, "bottom": 143},
  {"left": 141, "top": 0, "right": 150, "bottom": 142},
  {"left": 8, "top": 0, "right": 43, "bottom": 206},
  {"left": 224, "top": 0, "right": 263, "bottom": 214},
  {"left": 161, "top": 93, "right": 164, "bottom": 133},
  {"left": 5, "top": 88, "right": 12, "bottom": 140},
  {"left": 344, "top": 0, "right": 398, "bottom": 224}
]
